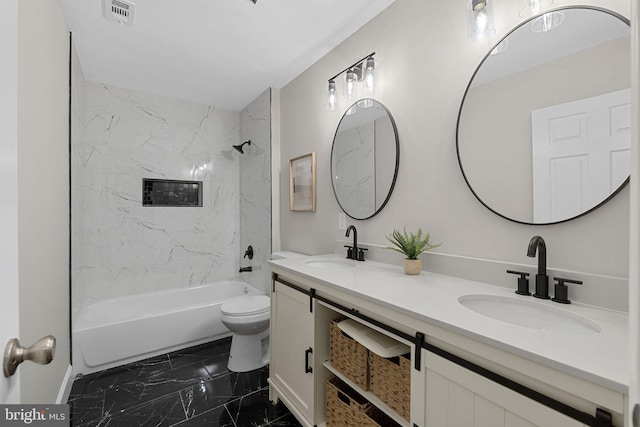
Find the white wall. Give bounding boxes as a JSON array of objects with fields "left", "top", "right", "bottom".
[
  {"left": 627, "top": 1, "right": 639, "bottom": 422},
  {"left": 17, "top": 0, "right": 70, "bottom": 403},
  {"left": 279, "top": 0, "right": 630, "bottom": 281}
]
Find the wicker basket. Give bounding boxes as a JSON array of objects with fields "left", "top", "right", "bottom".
[
  {"left": 369, "top": 352, "right": 411, "bottom": 421},
  {"left": 330, "top": 318, "right": 370, "bottom": 390},
  {"left": 326, "top": 377, "right": 371, "bottom": 427},
  {"left": 362, "top": 405, "right": 402, "bottom": 427}
]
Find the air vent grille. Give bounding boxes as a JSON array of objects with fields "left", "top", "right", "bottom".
[
  {"left": 112, "top": 1, "right": 130, "bottom": 18},
  {"left": 102, "top": 0, "right": 136, "bottom": 27}
]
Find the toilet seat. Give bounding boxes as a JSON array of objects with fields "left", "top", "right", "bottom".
[{"left": 221, "top": 295, "right": 270, "bottom": 317}]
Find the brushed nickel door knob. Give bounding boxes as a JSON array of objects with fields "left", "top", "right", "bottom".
[{"left": 3, "top": 335, "right": 56, "bottom": 377}]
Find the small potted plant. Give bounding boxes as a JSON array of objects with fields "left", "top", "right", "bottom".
[{"left": 385, "top": 228, "right": 442, "bottom": 275}]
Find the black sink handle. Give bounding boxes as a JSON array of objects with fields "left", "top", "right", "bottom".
[
  {"left": 551, "top": 277, "right": 582, "bottom": 304},
  {"left": 507, "top": 269, "right": 531, "bottom": 296}
]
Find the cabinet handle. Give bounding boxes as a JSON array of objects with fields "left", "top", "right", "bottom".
[{"left": 304, "top": 347, "right": 313, "bottom": 373}]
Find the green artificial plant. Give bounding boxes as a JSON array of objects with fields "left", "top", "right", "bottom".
[{"left": 385, "top": 227, "right": 442, "bottom": 260}]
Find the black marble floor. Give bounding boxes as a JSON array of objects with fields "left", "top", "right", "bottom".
[{"left": 67, "top": 338, "right": 301, "bottom": 427}]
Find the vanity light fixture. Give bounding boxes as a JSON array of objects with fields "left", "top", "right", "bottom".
[
  {"left": 327, "top": 80, "right": 337, "bottom": 111},
  {"left": 467, "top": 0, "right": 496, "bottom": 42},
  {"left": 325, "top": 52, "right": 376, "bottom": 111},
  {"left": 345, "top": 69, "right": 356, "bottom": 99},
  {"left": 518, "top": 0, "right": 553, "bottom": 18},
  {"left": 363, "top": 56, "right": 376, "bottom": 91},
  {"left": 530, "top": 11, "right": 565, "bottom": 32}
]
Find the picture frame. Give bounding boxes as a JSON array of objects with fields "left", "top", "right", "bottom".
[{"left": 289, "top": 152, "right": 316, "bottom": 211}]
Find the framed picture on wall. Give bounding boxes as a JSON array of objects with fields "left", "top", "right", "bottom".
[{"left": 289, "top": 152, "right": 316, "bottom": 211}]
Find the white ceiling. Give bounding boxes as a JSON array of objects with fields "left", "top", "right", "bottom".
[{"left": 61, "top": 0, "right": 396, "bottom": 111}]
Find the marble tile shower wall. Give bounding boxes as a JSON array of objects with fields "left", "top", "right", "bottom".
[
  {"left": 239, "top": 89, "right": 272, "bottom": 294},
  {"left": 71, "top": 43, "right": 86, "bottom": 324},
  {"left": 73, "top": 81, "right": 241, "bottom": 311},
  {"left": 333, "top": 123, "right": 375, "bottom": 219}
]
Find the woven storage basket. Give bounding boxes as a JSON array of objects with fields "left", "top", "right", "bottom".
[
  {"left": 330, "top": 318, "right": 370, "bottom": 390},
  {"left": 362, "top": 405, "right": 402, "bottom": 427},
  {"left": 326, "top": 377, "right": 371, "bottom": 427},
  {"left": 369, "top": 352, "right": 411, "bottom": 421}
]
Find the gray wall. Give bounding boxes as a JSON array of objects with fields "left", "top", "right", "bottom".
[
  {"left": 17, "top": 0, "right": 70, "bottom": 403},
  {"left": 279, "top": 0, "right": 630, "bottom": 281}
]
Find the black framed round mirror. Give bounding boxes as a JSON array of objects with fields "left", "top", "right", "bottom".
[
  {"left": 457, "top": 7, "right": 630, "bottom": 225},
  {"left": 331, "top": 99, "right": 399, "bottom": 220}
]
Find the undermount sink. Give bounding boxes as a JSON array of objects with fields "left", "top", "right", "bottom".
[
  {"left": 458, "top": 294, "right": 602, "bottom": 334},
  {"left": 305, "top": 259, "right": 355, "bottom": 269}
]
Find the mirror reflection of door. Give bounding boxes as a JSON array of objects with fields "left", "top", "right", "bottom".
[
  {"left": 456, "top": 7, "right": 630, "bottom": 224},
  {"left": 532, "top": 89, "right": 631, "bottom": 222}
]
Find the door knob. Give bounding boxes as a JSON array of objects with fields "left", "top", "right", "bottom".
[{"left": 3, "top": 335, "right": 56, "bottom": 377}]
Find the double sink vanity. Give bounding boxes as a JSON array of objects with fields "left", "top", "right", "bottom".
[
  {"left": 268, "top": 254, "right": 628, "bottom": 427},
  {"left": 271, "top": 4, "right": 632, "bottom": 427}
]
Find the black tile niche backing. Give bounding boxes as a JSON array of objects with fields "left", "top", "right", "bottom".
[{"left": 143, "top": 178, "right": 203, "bottom": 207}]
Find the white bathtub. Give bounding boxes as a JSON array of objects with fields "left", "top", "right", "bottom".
[{"left": 73, "top": 280, "right": 264, "bottom": 375}]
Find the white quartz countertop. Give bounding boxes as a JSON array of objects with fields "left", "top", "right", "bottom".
[{"left": 270, "top": 255, "right": 629, "bottom": 394}]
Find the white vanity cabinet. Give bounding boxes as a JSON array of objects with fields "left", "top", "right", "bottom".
[
  {"left": 269, "top": 275, "right": 334, "bottom": 427},
  {"left": 424, "top": 351, "right": 588, "bottom": 427},
  {"left": 269, "top": 279, "right": 315, "bottom": 423},
  {"left": 269, "top": 262, "right": 627, "bottom": 427}
]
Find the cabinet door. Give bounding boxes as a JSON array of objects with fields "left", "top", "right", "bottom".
[
  {"left": 270, "top": 281, "right": 315, "bottom": 423},
  {"left": 424, "top": 351, "right": 587, "bottom": 427}
]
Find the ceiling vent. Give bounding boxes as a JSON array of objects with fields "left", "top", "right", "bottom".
[{"left": 102, "top": 0, "right": 136, "bottom": 27}]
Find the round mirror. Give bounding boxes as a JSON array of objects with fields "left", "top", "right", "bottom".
[
  {"left": 457, "top": 7, "right": 630, "bottom": 225},
  {"left": 331, "top": 99, "right": 399, "bottom": 219}
]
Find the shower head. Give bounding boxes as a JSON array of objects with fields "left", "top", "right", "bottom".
[{"left": 233, "top": 140, "right": 251, "bottom": 154}]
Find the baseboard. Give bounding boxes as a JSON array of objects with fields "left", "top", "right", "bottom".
[{"left": 56, "top": 364, "right": 73, "bottom": 404}]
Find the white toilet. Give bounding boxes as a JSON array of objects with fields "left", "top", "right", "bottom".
[{"left": 220, "top": 250, "right": 305, "bottom": 372}]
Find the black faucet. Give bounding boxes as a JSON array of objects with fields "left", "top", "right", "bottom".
[
  {"left": 345, "top": 225, "right": 367, "bottom": 261},
  {"left": 345, "top": 225, "right": 358, "bottom": 260},
  {"left": 527, "top": 236, "right": 550, "bottom": 299}
]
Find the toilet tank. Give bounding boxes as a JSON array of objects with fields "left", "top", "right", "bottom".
[{"left": 271, "top": 251, "right": 306, "bottom": 260}]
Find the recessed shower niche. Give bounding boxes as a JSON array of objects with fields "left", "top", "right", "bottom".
[{"left": 142, "top": 178, "right": 203, "bottom": 207}]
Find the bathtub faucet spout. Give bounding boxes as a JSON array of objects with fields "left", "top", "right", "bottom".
[{"left": 239, "top": 266, "right": 252, "bottom": 273}]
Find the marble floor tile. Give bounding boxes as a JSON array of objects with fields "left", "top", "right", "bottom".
[
  {"left": 225, "top": 388, "right": 300, "bottom": 427},
  {"left": 68, "top": 338, "right": 300, "bottom": 427}
]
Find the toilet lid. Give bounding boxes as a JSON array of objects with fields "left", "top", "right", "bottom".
[{"left": 221, "top": 295, "right": 270, "bottom": 316}]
